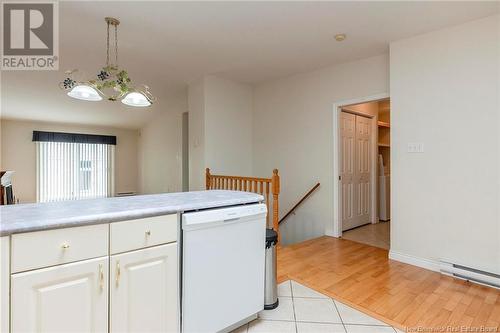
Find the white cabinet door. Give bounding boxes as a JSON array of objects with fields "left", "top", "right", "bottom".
[
  {"left": 0, "top": 237, "right": 9, "bottom": 333},
  {"left": 110, "top": 243, "right": 178, "bottom": 333},
  {"left": 11, "top": 256, "right": 108, "bottom": 333}
]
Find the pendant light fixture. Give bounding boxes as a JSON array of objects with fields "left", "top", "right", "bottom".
[{"left": 60, "top": 17, "right": 154, "bottom": 107}]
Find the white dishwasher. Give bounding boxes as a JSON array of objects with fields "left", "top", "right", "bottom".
[{"left": 182, "top": 204, "right": 267, "bottom": 333}]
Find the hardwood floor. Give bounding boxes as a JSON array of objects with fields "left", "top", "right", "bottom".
[{"left": 277, "top": 236, "right": 500, "bottom": 332}]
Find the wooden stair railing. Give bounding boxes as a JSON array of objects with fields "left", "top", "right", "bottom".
[
  {"left": 279, "top": 182, "right": 320, "bottom": 225},
  {"left": 206, "top": 168, "right": 281, "bottom": 241}
]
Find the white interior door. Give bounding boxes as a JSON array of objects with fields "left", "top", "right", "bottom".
[
  {"left": 355, "top": 115, "right": 371, "bottom": 227},
  {"left": 340, "top": 112, "right": 356, "bottom": 231},
  {"left": 11, "top": 257, "right": 108, "bottom": 333},
  {"left": 110, "top": 243, "right": 178, "bottom": 333},
  {"left": 341, "top": 112, "right": 372, "bottom": 231}
]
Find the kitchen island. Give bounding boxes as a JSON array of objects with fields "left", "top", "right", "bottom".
[{"left": 0, "top": 190, "right": 264, "bottom": 333}]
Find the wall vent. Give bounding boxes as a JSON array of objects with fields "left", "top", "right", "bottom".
[{"left": 439, "top": 261, "right": 500, "bottom": 289}]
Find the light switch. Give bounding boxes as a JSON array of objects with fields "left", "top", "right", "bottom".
[{"left": 407, "top": 143, "right": 424, "bottom": 153}]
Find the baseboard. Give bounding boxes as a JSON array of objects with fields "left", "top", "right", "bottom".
[{"left": 388, "top": 250, "right": 440, "bottom": 272}]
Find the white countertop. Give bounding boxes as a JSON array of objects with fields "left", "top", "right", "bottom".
[{"left": 0, "top": 190, "right": 263, "bottom": 236}]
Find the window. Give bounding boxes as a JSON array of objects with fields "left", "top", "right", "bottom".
[{"left": 34, "top": 131, "right": 115, "bottom": 202}]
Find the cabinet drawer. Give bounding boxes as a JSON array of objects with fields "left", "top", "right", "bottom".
[
  {"left": 110, "top": 214, "right": 177, "bottom": 254},
  {"left": 12, "top": 224, "right": 108, "bottom": 273}
]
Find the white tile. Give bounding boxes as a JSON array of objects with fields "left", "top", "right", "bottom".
[
  {"left": 345, "top": 325, "right": 396, "bottom": 333},
  {"left": 247, "top": 319, "right": 296, "bottom": 333},
  {"left": 230, "top": 323, "right": 249, "bottom": 333},
  {"left": 334, "top": 301, "right": 390, "bottom": 326},
  {"left": 291, "top": 280, "right": 329, "bottom": 298},
  {"left": 258, "top": 297, "right": 295, "bottom": 321},
  {"left": 293, "top": 298, "right": 342, "bottom": 323},
  {"left": 296, "top": 322, "right": 346, "bottom": 333},
  {"left": 278, "top": 280, "right": 292, "bottom": 297}
]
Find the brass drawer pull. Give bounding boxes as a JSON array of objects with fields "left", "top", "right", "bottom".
[
  {"left": 145, "top": 230, "right": 151, "bottom": 236},
  {"left": 99, "top": 264, "right": 104, "bottom": 291},
  {"left": 116, "top": 260, "right": 121, "bottom": 287},
  {"left": 61, "top": 243, "right": 70, "bottom": 249}
]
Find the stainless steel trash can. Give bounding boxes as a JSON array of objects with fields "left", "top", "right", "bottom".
[{"left": 264, "top": 229, "right": 278, "bottom": 310}]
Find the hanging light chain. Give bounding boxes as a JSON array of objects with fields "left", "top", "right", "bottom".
[
  {"left": 114, "top": 23, "right": 118, "bottom": 66},
  {"left": 106, "top": 20, "right": 110, "bottom": 66}
]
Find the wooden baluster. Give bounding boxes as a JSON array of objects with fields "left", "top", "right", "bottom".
[
  {"left": 265, "top": 182, "right": 270, "bottom": 228},
  {"left": 272, "top": 169, "right": 280, "bottom": 242},
  {"left": 205, "top": 168, "right": 211, "bottom": 190}
]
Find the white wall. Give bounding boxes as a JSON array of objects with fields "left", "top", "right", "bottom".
[
  {"left": 253, "top": 54, "right": 389, "bottom": 244},
  {"left": 188, "top": 79, "right": 206, "bottom": 191},
  {"left": 188, "top": 76, "right": 254, "bottom": 190},
  {"left": 205, "top": 76, "right": 253, "bottom": 176},
  {"left": 390, "top": 15, "right": 500, "bottom": 274},
  {"left": 138, "top": 90, "right": 188, "bottom": 194},
  {"left": 0, "top": 119, "right": 139, "bottom": 203}
]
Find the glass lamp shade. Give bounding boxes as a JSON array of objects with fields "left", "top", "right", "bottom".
[
  {"left": 67, "top": 85, "right": 102, "bottom": 101},
  {"left": 121, "top": 92, "right": 151, "bottom": 107}
]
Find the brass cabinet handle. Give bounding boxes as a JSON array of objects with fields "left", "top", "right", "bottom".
[
  {"left": 99, "top": 264, "right": 104, "bottom": 292},
  {"left": 116, "top": 260, "right": 121, "bottom": 287},
  {"left": 145, "top": 230, "right": 151, "bottom": 236},
  {"left": 61, "top": 243, "right": 70, "bottom": 249}
]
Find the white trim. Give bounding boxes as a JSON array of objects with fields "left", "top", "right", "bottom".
[
  {"left": 329, "top": 93, "right": 389, "bottom": 238},
  {"left": 388, "top": 250, "right": 440, "bottom": 272}
]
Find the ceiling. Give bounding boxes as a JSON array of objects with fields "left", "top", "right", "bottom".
[{"left": 2, "top": 1, "right": 498, "bottom": 129}]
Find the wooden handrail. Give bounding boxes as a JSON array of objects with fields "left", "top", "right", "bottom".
[
  {"left": 206, "top": 168, "right": 281, "bottom": 242},
  {"left": 279, "top": 182, "right": 320, "bottom": 225}
]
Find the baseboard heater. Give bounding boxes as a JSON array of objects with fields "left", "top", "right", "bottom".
[
  {"left": 115, "top": 192, "right": 136, "bottom": 197},
  {"left": 439, "top": 261, "right": 500, "bottom": 289}
]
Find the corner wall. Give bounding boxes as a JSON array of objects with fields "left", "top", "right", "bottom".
[
  {"left": 390, "top": 15, "right": 500, "bottom": 274},
  {"left": 138, "top": 90, "right": 188, "bottom": 194},
  {"left": 253, "top": 54, "right": 389, "bottom": 244},
  {"left": 188, "top": 76, "right": 254, "bottom": 190}
]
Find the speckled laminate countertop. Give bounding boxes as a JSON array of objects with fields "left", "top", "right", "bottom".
[{"left": 0, "top": 190, "right": 263, "bottom": 236}]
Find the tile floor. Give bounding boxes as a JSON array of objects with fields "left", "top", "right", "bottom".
[
  {"left": 342, "top": 221, "right": 390, "bottom": 250},
  {"left": 232, "top": 280, "right": 403, "bottom": 333}
]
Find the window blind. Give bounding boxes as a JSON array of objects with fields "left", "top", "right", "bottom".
[
  {"left": 36, "top": 141, "right": 115, "bottom": 202},
  {"left": 32, "top": 131, "right": 117, "bottom": 145}
]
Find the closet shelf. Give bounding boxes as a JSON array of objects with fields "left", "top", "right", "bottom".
[
  {"left": 378, "top": 121, "right": 390, "bottom": 128},
  {"left": 378, "top": 143, "right": 390, "bottom": 148}
]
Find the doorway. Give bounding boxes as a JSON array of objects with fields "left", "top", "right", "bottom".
[{"left": 332, "top": 94, "right": 391, "bottom": 250}]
